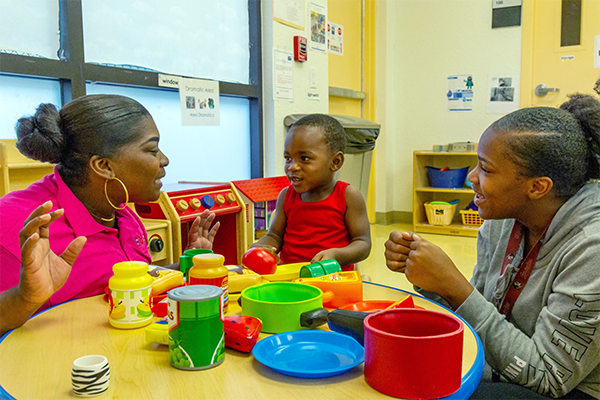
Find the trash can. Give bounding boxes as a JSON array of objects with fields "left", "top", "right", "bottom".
[{"left": 284, "top": 114, "right": 380, "bottom": 202}]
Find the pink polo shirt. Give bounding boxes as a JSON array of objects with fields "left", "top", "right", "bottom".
[{"left": 0, "top": 167, "right": 151, "bottom": 311}]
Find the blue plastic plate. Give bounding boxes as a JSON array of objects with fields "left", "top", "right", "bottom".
[{"left": 252, "top": 330, "right": 364, "bottom": 378}]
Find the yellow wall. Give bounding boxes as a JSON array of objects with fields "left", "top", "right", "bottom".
[
  {"left": 363, "top": 0, "right": 376, "bottom": 222},
  {"left": 328, "top": 0, "right": 363, "bottom": 118}
]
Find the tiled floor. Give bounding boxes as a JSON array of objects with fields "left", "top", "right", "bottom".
[{"left": 358, "top": 223, "right": 478, "bottom": 293}]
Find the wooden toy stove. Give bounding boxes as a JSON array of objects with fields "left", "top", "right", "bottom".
[{"left": 135, "top": 182, "right": 248, "bottom": 265}]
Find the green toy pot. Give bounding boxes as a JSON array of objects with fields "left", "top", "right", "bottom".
[{"left": 240, "top": 282, "right": 327, "bottom": 333}]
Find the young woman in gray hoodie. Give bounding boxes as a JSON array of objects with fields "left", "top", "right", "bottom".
[{"left": 385, "top": 86, "right": 600, "bottom": 400}]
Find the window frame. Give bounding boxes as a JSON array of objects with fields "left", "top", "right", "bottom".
[{"left": 0, "top": 0, "right": 263, "bottom": 178}]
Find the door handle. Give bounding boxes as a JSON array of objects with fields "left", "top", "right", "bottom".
[{"left": 535, "top": 84, "right": 560, "bottom": 97}]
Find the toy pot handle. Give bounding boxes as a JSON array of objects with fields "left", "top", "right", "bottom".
[
  {"left": 300, "top": 308, "right": 329, "bottom": 328},
  {"left": 327, "top": 309, "right": 371, "bottom": 346}
]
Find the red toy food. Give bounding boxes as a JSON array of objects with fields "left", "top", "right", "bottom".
[
  {"left": 144, "top": 315, "right": 263, "bottom": 352},
  {"left": 242, "top": 248, "right": 277, "bottom": 275},
  {"left": 224, "top": 315, "right": 262, "bottom": 352},
  {"left": 387, "top": 294, "right": 415, "bottom": 309}
]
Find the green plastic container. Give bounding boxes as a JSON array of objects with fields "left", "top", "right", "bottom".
[{"left": 179, "top": 248, "right": 213, "bottom": 279}]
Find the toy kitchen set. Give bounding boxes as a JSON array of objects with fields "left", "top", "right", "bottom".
[{"left": 135, "top": 182, "right": 249, "bottom": 266}]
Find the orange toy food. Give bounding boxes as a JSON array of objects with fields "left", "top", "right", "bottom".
[{"left": 293, "top": 271, "right": 362, "bottom": 308}]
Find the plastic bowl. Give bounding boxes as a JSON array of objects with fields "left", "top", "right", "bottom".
[{"left": 339, "top": 300, "right": 395, "bottom": 312}]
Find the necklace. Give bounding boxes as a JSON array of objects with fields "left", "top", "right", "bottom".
[{"left": 89, "top": 210, "right": 115, "bottom": 222}]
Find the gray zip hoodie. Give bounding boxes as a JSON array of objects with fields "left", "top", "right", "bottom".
[{"left": 455, "top": 181, "right": 600, "bottom": 398}]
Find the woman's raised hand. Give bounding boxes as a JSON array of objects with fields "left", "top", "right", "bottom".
[
  {"left": 18, "top": 201, "right": 86, "bottom": 305},
  {"left": 186, "top": 209, "right": 220, "bottom": 250}
]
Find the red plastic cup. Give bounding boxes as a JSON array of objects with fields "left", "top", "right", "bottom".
[{"left": 364, "top": 308, "right": 464, "bottom": 399}]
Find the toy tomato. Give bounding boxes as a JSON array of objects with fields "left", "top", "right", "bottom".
[{"left": 242, "top": 248, "right": 277, "bottom": 275}]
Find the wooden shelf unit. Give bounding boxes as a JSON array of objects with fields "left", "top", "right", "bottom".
[
  {"left": 0, "top": 139, "right": 55, "bottom": 197},
  {"left": 413, "top": 151, "right": 480, "bottom": 237}
]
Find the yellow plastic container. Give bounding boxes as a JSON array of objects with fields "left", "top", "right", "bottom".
[
  {"left": 460, "top": 209, "right": 484, "bottom": 226},
  {"left": 108, "top": 261, "right": 154, "bottom": 329},
  {"left": 189, "top": 253, "right": 229, "bottom": 312},
  {"left": 260, "top": 262, "right": 309, "bottom": 281},
  {"left": 227, "top": 265, "right": 263, "bottom": 293}
]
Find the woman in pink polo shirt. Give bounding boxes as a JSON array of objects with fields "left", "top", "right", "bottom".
[{"left": 0, "top": 95, "right": 219, "bottom": 336}]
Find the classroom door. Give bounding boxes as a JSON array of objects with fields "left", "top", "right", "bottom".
[{"left": 521, "top": 0, "right": 600, "bottom": 107}]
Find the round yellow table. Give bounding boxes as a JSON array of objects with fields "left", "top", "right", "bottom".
[{"left": 0, "top": 282, "right": 483, "bottom": 399}]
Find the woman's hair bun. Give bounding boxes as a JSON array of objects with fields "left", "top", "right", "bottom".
[{"left": 15, "top": 103, "right": 65, "bottom": 164}]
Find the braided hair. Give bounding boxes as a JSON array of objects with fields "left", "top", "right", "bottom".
[{"left": 491, "top": 82, "right": 600, "bottom": 200}]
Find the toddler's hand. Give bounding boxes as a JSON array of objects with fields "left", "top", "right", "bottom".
[
  {"left": 250, "top": 244, "right": 281, "bottom": 264},
  {"left": 311, "top": 249, "right": 339, "bottom": 264}
]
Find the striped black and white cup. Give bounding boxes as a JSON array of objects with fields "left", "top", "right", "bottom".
[{"left": 71, "top": 355, "right": 110, "bottom": 397}]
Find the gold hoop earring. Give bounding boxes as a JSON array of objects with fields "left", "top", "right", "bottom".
[{"left": 105, "top": 177, "right": 129, "bottom": 210}]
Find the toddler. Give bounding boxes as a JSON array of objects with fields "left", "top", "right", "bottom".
[{"left": 252, "top": 114, "right": 371, "bottom": 271}]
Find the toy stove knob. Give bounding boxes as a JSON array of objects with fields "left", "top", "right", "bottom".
[
  {"left": 176, "top": 200, "right": 189, "bottom": 212},
  {"left": 149, "top": 238, "right": 165, "bottom": 252},
  {"left": 190, "top": 198, "right": 201, "bottom": 210},
  {"left": 200, "top": 194, "right": 215, "bottom": 209},
  {"left": 215, "top": 194, "right": 225, "bottom": 206},
  {"left": 226, "top": 192, "right": 236, "bottom": 204}
]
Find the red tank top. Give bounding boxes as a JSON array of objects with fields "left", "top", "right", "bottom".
[{"left": 280, "top": 181, "right": 353, "bottom": 270}]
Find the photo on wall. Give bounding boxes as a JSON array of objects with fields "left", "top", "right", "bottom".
[{"left": 487, "top": 75, "right": 520, "bottom": 114}]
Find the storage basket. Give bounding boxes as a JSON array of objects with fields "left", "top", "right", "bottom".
[
  {"left": 460, "top": 210, "right": 484, "bottom": 226},
  {"left": 424, "top": 202, "right": 457, "bottom": 226},
  {"left": 426, "top": 166, "right": 469, "bottom": 189}
]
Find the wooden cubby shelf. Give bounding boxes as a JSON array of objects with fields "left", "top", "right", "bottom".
[{"left": 413, "top": 151, "right": 480, "bottom": 237}]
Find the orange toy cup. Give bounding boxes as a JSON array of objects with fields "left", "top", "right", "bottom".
[{"left": 364, "top": 308, "right": 464, "bottom": 399}]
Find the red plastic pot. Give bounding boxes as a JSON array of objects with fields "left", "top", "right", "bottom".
[{"left": 364, "top": 308, "right": 464, "bottom": 399}]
